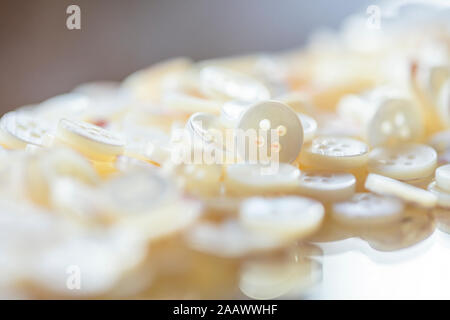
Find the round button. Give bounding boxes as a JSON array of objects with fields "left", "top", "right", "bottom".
[
  {"left": 437, "top": 79, "right": 450, "bottom": 126},
  {"left": 239, "top": 196, "right": 324, "bottom": 240},
  {"left": 0, "top": 112, "right": 51, "bottom": 149},
  {"left": 220, "top": 100, "right": 249, "bottom": 127},
  {"left": 239, "top": 255, "right": 321, "bottom": 300},
  {"left": 186, "top": 112, "right": 227, "bottom": 151},
  {"left": 186, "top": 220, "right": 282, "bottom": 257},
  {"left": 365, "top": 173, "right": 437, "bottom": 208},
  {"left": 225, "top": 163, "right": 300, "bottom": 196},
  {"left": 331, "top": 193, "right": 404, "bottom": 227},
  {"left": 428, "top": 130, "right": 450, "bottom": 153},
  {"left": 300, "top": 136, "right": 369, "bottom": 169},
  {"left": 56, "top": 118, "right": 125, "bottom": 161},
  {"left": 367, "top": 97, "right": 423, "bottom": 147},
  {"left": 368, "top": 143, "right": 437, "bottom": 180},
  {"left": 435, "top": 164, "right": 450, "bottom": 192},
  {"left": 199, "top": 66, "right": 271, "bottom": 102},
  {"left": 237, "top": 100, "right": 303, "bottom": 163},
  {"left": 428, "top": 181, "right": 450, "bottom": 208},
  {"left": 162, "top": 91, "right": 222, "bottom": 113},
  {"left": 360, "top": 206, "right": 435, "bottom": 251},
  {"left": 297, "top": 113, "right": 317, "bottom": 143},
  {"left": 297, "top": 170, "right": 355, "bottom": 202}
]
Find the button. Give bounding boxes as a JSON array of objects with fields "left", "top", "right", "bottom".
[
  {"left": 199, "top": 66, "right": 271, "bottom": 102},
  {"left": 300, "top": 136, "right": 368, "bottom": 169},
  {"left": 236, "top": 100, "right": 303, "bottom": 163},
  {"left": 360, "top": 206, "right": 435, "bottom": 251},
  {"left": 428, "top": 181, "right": 450, "bottom": 208},
  {"left": 0, "top": 112, "right": 51, "bottom": 149},
  {"left": 435, "top": 164, "right": 450, "bottom": 192},
  {"left": 239, "top": 196, "right": 324, "bottom": 241},
  {"left": 331, "top": 193, "right": 404, "bottom": 227},
  {"left": 298, "top": 113, "right": 317, "bottom": 143},
  {"left": 297, "top": 170, "right": 355, "bottom": 202},
  {"left": 365, "top": 173, "right": 437, "bottom": 208},
  {"left": 56, "top": 118, "right": 125, "bottom": 161},
  {"left": 186, "top": 220, "right": 282, "bottom": 257},
  {"left": 368, "top": 143, "right": 437, "bottom": 180},
  {"left": 367, "top": 97, "right": 423, "bottom": 147},
  {"left": 225, "top": 163, "right": 301, "bottom": 196}
]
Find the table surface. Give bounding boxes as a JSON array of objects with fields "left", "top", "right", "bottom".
[{"left": 307, "top": 230, "right": 450, "bottom": 299}]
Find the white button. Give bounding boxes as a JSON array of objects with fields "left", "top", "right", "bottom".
[
  {"left": 199, "top": 66, "right": 271, "bottom": 102},
  {"left": 428, "top": 130, "right": 450, "bottom": 154},
  {"left": 297, "top": 113, "right": 317, "bottom": 143},
  {"left": 35, "top": 93, "right": 90, "bottom": 126},
  {"left": 239, "top": 196, "right": 324, "bottom": 240},
  {"left": 367, "top": 97, "right": 423, "bottom": 147},
  {"left": 359, "top": 206, "right": 435, "bottom": 251},
  {"left": 276, "top": 92, "right": 314, "bottom": 114},
  {"left": 368, "top": 143, "right": 437, "bottom": 180},
  {"left": 365, "top": 173, "right": 437, "bottom": 208},
  {"left": 331, "top": 193, "right": 404, "bottom": 227},
  {"left": 436, "top": 164, "right": 450, "bottom": 192},
  {"left": 186, "top": 112, "right": 226, "bottom": 150},
  {"left": 428, "top": 181, "right": 450, "bottom": 208},
  {"left": 225, "top": 163, "right": 300, "bottom": 196},
  {"left": 122, "top": 57, "right": 192, "bottom": 102},
  {"left": 237, "top": 100, "right": 303, "bottom": 163},
  {"left": 297, "top": 170, "right": 355, "bottom": 202},
  {"left": 0, "top": 112, "right": 51, "bottom": 149},
  {"left": 162, "top": 91, "right": 222, "bottom": 113},
  {"left": 220, "top": 100, "right": 249, "bottom": 127},
  {"left": 437, "top": 79, "right": 450, "bottom": 126},
  {"left": 186, "top": 220, "right": 282, "bottom": 257},
  {"left": 338, "top": 87, "right": 423, "bottom": 147},
  {"left": 56, "top": 118, "right": 125, "bottom": 161},
  {"left": 239, "top": 255, "right": 321, "bottom": 300},
  {"left": 175, "top": 163, "right": 223, "bottom": 197},
  {"left": 300, "top": 136, "right": 368, "bottom": 169}
]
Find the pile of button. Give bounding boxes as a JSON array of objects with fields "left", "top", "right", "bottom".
[{"left": 0, "top": 15, "right": 449, "bottom": 299}]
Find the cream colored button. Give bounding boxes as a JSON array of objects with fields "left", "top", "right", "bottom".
[
  {"left": 122, "top": 57, "right": 192, "bottom": 102},
  {"left": 338, "top": 88, "right": 423, "bottom": 147},
  {"left": 186, "top": 220, "right": 282, "bottom": 257},
  {"left": 365, "top": 173, "right": 437, "bottom": 208},
  {"left": 175, "top": 163, "right": 223, "bottom": 197},
  {"left": 220, "top": 100, "right": 249, "bottom": 127},
  {"left": 186, "top": 112, "right": 226, "bottom": 151},
  {"left": 199, "top": 66, "right": 271, "bottom": 102},
  {"left": 225, "top": 163, "right": 300, "bottom": 196},
  {"left": 435, "top": 164, "right": 450, "bottom": 192},
  {"left": 239, "top": 196, "right": 324, "bottom": 240},
  {"left": 300, "top": 136, "right": 368, "bottom": 169},
  {"left": 297, "top": 170, "right": 355, "bottom": 202},
  {"left": 56, "top": 118, "right": 125, "bottom": 161},
  {"left": 360, "top": 206, "right": 435, "bottom": 251},
  {"left": 237, "top": 100, "right": 303, "bottom": 163},
  {"left": 428, "top": 181, "right": 450, "bottom": 208},
  {"left": 35, "top": 93, "right": 90, "bottom": 125},
  {"left": 239, "top": 255, "right": 321, "bottom": 300},
  {"left": 123, "top": 126, "right": 170, "bottom": 165},
  {"left": 297, "top": 113, "right": 317, "bottom": 143},
  {"left": 331, "top": 193, "right": 404, "bottom": 227},
  {"left": 367, "top": 97, "right": 423, "bottom": 147},
  {"left": 162, "top": 91, "right": 222, "bottom": 113},
  {"left": 437, "top": 80, "right": 450, "bottom": 126},
  {"left": 368, "top": 143, "right": 437, "bottom": 180},
  {"left": 428, "top": 130, "right": 450, "bottom": 153},
  {"left": 0, "top": 112, "right": 50, "bottom": 149}
]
